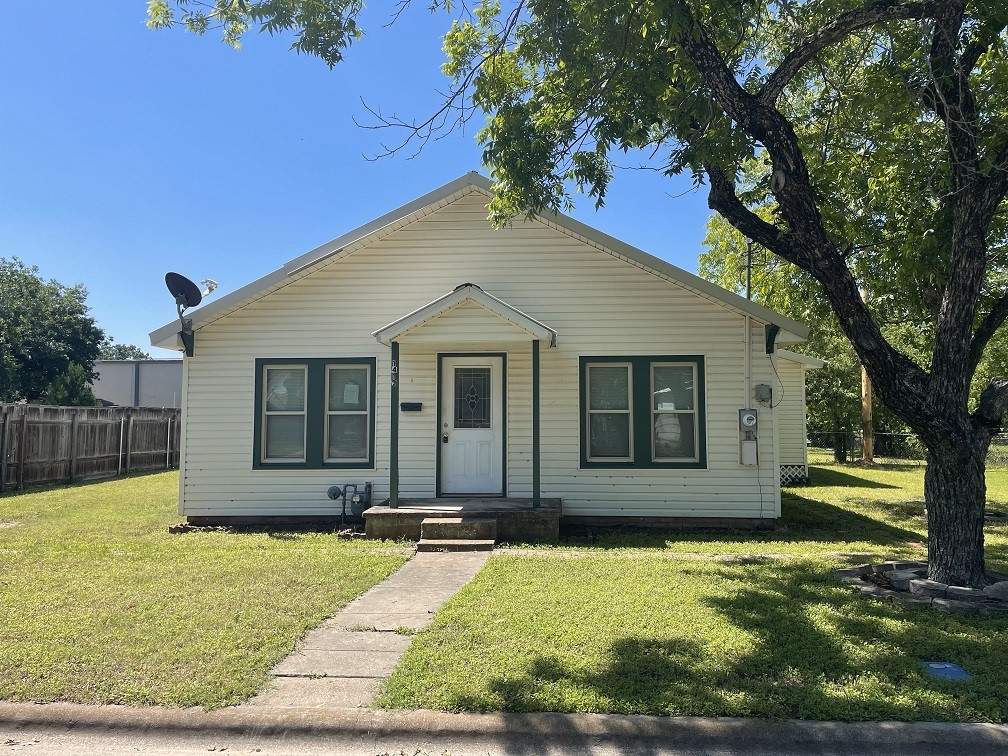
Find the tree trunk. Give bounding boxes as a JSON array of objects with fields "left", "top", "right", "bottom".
[{"left": 925, "top": 442, "right": 988, "bottom": 588}]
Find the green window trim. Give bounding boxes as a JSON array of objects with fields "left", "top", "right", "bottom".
[
  {"left": 253, "top": 357, "right": 377, "bottom": 470},
  {"left": 579, "top": 355, "right": 707, "bottom": 470}
]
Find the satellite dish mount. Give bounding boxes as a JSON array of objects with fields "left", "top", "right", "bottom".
[{"left": 165, "top": 272, "right": 205, "bottom": 357}]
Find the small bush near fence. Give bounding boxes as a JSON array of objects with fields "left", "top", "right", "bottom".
[
  {"left": 808, "top": 431, "right": 1008, "bottom": 467},
  {"left": 0, "top": 404, "right": 181, "bottom": 491}
]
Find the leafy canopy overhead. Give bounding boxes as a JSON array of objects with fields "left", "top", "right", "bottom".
[{"left": 146, "top": 0, "right": 364, "bottom": 63}]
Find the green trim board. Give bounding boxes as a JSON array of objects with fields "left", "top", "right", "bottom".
[
  {"left": 435, "top": 352, "right": 508, "bottom": 497},
  {"left": 578, "top": 355, "right": 707, "bottom": 469},
  {"left": 252, "top": 357, "right": 377, "bottom": 470},
  {"left": 532, "top": 340, "right": 540, "bottom": 507},
  {"left": 390, "top": 342, "right": 399, "bottom": 507}
]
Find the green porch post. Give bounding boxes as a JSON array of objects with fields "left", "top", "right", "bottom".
[
  {"left": 390, "top": 340, "right": 399, "bottom": 508},
  {"left": 532, "top": 339, "right": 541, "bottom": 508}
]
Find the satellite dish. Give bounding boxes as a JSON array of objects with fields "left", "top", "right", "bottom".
[{"left": 165, "top": 272, "right": 203, "bottom": 309}]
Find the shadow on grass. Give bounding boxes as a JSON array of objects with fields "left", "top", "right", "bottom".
[
  {"left": 579, "top": 492, "right": 924, "bottom": 551},
  {"left": 805, "top": 466, "right": 902, "bottom": 488},
  {"left": 455, "top": 636, "right": 736, "bottom": 717},
  {"left": 449, "top": 560, "right": 1008, "bottom": 722}
]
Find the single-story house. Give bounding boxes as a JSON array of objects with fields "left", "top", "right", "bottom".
[{"left": 150, "top": 173, "right": 817, "bottom": 532}]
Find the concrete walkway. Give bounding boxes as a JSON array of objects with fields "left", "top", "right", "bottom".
[{"left": 244, "top": 550, "right": 490, "bottom": 711}]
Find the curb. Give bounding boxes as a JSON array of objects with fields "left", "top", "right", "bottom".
[{"left": 2, "top": 702, "right": 1008, "bottom": 753}]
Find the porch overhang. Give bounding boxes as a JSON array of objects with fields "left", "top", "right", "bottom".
[{"left": 372, "top": 283, "right": 557, "bottom": 347}]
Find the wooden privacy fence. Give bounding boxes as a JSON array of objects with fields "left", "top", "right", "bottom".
[{"left": 0, "top": 404, "right": 181, "bottom": 491}]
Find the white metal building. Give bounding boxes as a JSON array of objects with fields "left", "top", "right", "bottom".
[{"left": 92, "top": 360, "right": 183, "bottom": 409}]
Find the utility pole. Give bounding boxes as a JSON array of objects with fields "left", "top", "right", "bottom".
[{"left": 861, "top": 287, "right": 874, "bottom": 463}]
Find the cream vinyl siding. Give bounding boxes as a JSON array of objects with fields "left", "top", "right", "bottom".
[
  {"left": 776, "top": 356, "right": 809, "bottom": 467},
  {"left": 179, "top": 188, "right": 784, "bottom": 519}
]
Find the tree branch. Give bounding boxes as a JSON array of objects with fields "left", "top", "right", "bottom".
[
  {"left": 981, "top": 140, "right": 1008, "bottom": 222},
  {"left": 974, "top": 377, "right": 1008, "bottom": 431},
  {"left": 705, "top": 165, "right": 931, "bottom": 427},
  {"left": 926, "top": 2, "right": 979, "bottom": 186},
  {"left": 681, "top": 22, "right": 932, "bottom": 425},
  {"left": 969, "top": 291, "right": 1008, "bottom": 376},
  {"left": 925, "top": 2, "right": 988, "bottom": 405},
  {"left": 355, "top": 0, "right": 527, "bottom": 159},
  {"left": 760, "top": 0, "right": 937, "bottom": 105},
  {"left": 704, "top": 165, "right": 798, "bottom": 263}
]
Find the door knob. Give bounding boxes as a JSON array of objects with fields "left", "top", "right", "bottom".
[{"left": 442, "top": 432, "right": 449, "bottom": 444}]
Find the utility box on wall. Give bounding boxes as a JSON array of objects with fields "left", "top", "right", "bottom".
[
  {"left": 740, "top": 439, "right": 759, "bottom": 465},
  {"left": 739, "top": 408, "right": 759, "bottom": 466}
]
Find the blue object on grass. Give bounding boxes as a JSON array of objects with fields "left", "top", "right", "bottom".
[{"left": 920, "top": 661, "right": 972, "bottom": 681}]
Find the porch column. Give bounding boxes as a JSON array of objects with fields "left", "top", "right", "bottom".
[
  {"left": 390, "top": 340, "right": 399, "bottom": 508},
  {"left": 532, "top": 339, "right": 541, "bottom": 508}
]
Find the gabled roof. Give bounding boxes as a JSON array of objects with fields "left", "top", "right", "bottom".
[
  {"left": 373, "top": 284, "right": 557, "bottom": 346},
  {"left": 150, "top": 172, "right": 809, "bottom": 349}
]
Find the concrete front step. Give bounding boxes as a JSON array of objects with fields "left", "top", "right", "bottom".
[
  {"left": 364, "top": 499, "right": 561, "bottom": 543},
  {"left": 420, "top": 516, "right": 497, "bottom": 541},
  {"left": 416, "top": 538, "right": 496, "bottom": 552}
]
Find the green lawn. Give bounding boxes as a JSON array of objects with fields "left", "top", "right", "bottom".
[
  {"left": 378, "top": 462, "right": 1008, "bottom": 721},
  {"left": 0, "top": 472, "right": 409, "bottom": 707}
]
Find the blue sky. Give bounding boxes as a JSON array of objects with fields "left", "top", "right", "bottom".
[{"left": 1, "top": 2, "right": 713, "bottom": 356}]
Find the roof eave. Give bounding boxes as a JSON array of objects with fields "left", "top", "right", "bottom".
[
  {"left": 777, "top": 348, "right": 826, "bottom": 369},
  {"left": 372, "top": 284, "right": 557, "bottom": 346}
]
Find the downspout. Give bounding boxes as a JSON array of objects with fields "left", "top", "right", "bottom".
[
  {"left": 744, "top": 316, "right": 752, "bottom": 414},
  {"left": 745, "top": 241, "right": 760, "bottom": 520},
  {"left": 744, "top": 241, "right": 753, "bottom": 412}
]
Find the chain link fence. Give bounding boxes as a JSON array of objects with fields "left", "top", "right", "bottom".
[{"left": 807, "top": 431, "right": 1008, "bottom": 467}]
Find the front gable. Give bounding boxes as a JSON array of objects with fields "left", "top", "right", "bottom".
[{"left": 150, "top": 174, "right": 807, "bottom": 350}]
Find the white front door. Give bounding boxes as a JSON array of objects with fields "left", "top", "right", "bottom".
[{"left": 440, "top": 355, "right": 504, "bottom": 495}]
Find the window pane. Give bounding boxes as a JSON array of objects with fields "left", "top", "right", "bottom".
[
  {"left": 328, "top": 367, "right": 368, "bottom": 411},
  {"left": 265, "top": 415, "right": 305, "bottom": 459},
  {"left": 654, "top": 413, "right": 695, "bottom": 459},
  {"left": 328, "top": 415, "right": 368, "bottom": 459},
  {"left": 265, "top": 368, "right": 305, "bottom": 412},
  {"left": 589, "top": 413, "right": 631, "bottom": 458},
  {"left": 454, "top": 368, "right": 491, "bottom": 429},
  {"left": 589, "top": 366, "right": 630, "bottom": 410},
  {"left": 653, "top": 365, "right": 694, "bottom": 411}
]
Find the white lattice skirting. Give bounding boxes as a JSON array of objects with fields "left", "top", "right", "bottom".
[{"left": 780, "top": 464, "right": 809, "bottom": 486}]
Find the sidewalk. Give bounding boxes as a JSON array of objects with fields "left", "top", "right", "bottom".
[
  {"left": 2, "top": 701, "right": 1007, "bottom": 755},
  {"left": 245, "top": 550, "right": 490, "bottom": 711}
]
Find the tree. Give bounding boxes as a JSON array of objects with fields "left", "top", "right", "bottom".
[
  {"left": 100, "top": 341, "right": 152, "bottom": 360},
  {"left": 0, "top": 258, "right": 105, "bottom": 406},
  {"left": 149, "top": 1, "right": 1008, "bottom": 588},
  {"left": 697, "top": 214, "right": 918, "bottom": 442}
]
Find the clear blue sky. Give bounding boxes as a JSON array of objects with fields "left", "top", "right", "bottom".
[{"left": 0, "top": 2, "right": 713, "bottom": 356}]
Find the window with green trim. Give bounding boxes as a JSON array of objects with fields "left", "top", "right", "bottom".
[
  {"left": 580, "top": 356, "right": 706, "bottom": 469},
  {"left": 325, "top": 364, "right": 371, "bottom": 463},
  {"left": 262, "top": 364, "right": 307, "bottom": 462},
  {"left": 254, "top": 357, "right": 376, "bottom": 469}
]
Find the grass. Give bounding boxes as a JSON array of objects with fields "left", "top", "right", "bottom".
[
  {"left": 0, "top": 472, "right": 409, "bottom": 708},
  {"left": 377, "top": 460, "right": 1008, "bottom": 721}
]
